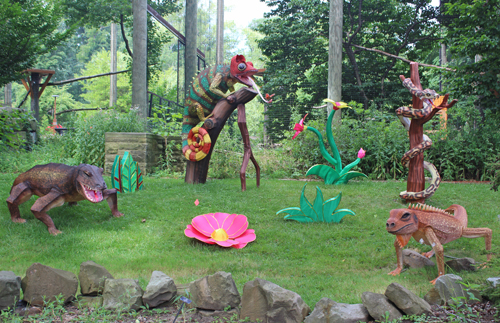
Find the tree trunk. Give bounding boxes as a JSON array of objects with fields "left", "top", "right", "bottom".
[
  {"left": 30, "top": 73, "right": 40, "bottom": 121},
  {"left": 110, "top": 23, "right": 117, "bottom": 107},
  {"left": 132, "top": 0, "right": 148, "bottom": 127},
  {"left": 185, "top": 0, "right": 198, "bottom": 96},
  {"left": 185, "top": 87, "right": 258, "bottom": 185},
  {"left": 328, "top": 0, "right": 343, "bottom": 122},
  {"left": 216, "top": 0, "right": 224, "bottom": 65}
]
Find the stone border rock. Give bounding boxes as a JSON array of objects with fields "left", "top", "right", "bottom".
[{"left": 1, "top": 262, "right": 497, "bottom": 323}]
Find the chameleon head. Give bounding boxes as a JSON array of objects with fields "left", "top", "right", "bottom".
[
  {"left": 230, "top": 55, "right": 258, "bottom": 87},
  {"left": 76, "top": 164, "right": 106, "bottom": 203},
  {"left": 386, "top": 208, "right": 419, "bottom": 235}
]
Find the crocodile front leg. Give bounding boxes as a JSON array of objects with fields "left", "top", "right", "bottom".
[
  {"left": 30, "top": 188, "right": 65, "bottom": 235},
  {"left": 103, "top": 189, "right": 123, "bottom": 217},
  {"left": 6, "top": 181, "right": 32, "bottom": 223}
]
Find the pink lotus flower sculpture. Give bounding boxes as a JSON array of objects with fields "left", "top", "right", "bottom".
[{"left": 184, "top": 213, "right": 256, "bottom": 249}]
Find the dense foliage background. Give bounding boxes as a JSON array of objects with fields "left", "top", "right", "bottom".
[{"left": 0, "top": 0, "right": 499, "bottom": 185}]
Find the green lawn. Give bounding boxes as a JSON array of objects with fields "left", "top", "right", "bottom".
[{"left": 1, "top": 174, "right": 498, "bottom": 307}]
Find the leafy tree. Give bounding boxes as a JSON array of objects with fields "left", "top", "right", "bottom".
[
  {"left": 60, "top": 0, "right": 182, "bottom": 82},
  {"left": 78, "top": 50, "right": 132, "bottom": 112},
  {"left": 442, "top": 0, "right": 500, "bottom": 120},
  {"left": 256, "top": 0, "right": 440, "bottom": 138},
  {"left": 0, "top": 0, "right": 74, "bottom": 87}
]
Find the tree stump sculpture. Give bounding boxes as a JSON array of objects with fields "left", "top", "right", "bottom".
[
  {"left": 397, "top": 62, "right": 457, "bottom": 204},
  {"left": 185, "top": 87, "right": 260, "bottom": 191}
]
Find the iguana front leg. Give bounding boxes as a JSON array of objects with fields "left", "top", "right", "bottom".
[
  {"left": 30, "top": 188, "right": 66, "bottom": 235},
  {"left": 388, "top": 238, "right": 404, "bottom": 276},
  {"left": 424, "top": 228, "right": 445, "bottom": 284}
]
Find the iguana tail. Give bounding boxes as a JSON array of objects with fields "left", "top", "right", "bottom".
[{"left": 445, "top": 204, "right": 468, "bottom": 228}]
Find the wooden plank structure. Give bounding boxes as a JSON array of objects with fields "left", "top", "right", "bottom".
[{"left": 21, "top": 69, "right": 55, "bottom": 121}]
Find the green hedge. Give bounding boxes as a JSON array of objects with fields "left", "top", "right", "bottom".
[{"left": 284, "top": 109, "right": 500, "bottom": 182}]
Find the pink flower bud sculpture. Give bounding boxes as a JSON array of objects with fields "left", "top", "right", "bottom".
[
  {"left": 292, "top": 99, "right": 367, "bottom": 185},
  {"left": 184, "top": 213, "right": 256, "bottom": 249}
]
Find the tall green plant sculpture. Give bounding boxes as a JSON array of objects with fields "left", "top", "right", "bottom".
[
  {"left": 277, "top": 184, "right": 355, "bottom": 223},
  {"left": 293, "top": 99, "right": 367, "bottom": 184}
]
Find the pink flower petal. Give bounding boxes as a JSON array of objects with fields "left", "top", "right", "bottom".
[
  {"left": 185, "top": 225, "right": 214, "bottom": 244},
  {"left": 191, "top": 213, "right": 220, "bottom": 237},
  {"left": 233, "top": 229, "right": 256, "bottom": 249},
  {"left": 194, "top": 199, "right": 199, "bottom": 206},
  {"left": 185, "top": 213, "right": 256, "bottom": 249},
  {"left": 222, "top": 214, "right": 249, "bottom": 238},
  {"left": 209, "top": 238, "right": 238, "bottom": 248},
  {"left": 357, "top": 148, "right": 366, "bottom": 159}
]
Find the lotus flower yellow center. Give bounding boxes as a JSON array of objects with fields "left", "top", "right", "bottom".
[{"left": 211, "top": 228, "right": 229, "bottom": 241}]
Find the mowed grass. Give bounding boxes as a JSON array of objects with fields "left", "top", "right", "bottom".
[{"left": 0, "top": 174, "right": 498, "bottom": 307}]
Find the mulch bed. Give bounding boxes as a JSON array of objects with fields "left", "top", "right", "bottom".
[{"left": 12, "top": 300, "right": 499, "bottom": 322}]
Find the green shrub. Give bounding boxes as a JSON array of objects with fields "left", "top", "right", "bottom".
[
  {"left": 62, "top": 109, "right": 144, "bottom": 167},
  {"left": 0, "top": 107, "right": 36, "bottom": 150},
  {"left": 283, "top": 107, "right": 500, "bottom": 182}
]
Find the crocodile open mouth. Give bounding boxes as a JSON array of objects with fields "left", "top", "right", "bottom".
[{"left": 81, "top": 183, "right": 103, "bottom": 203}]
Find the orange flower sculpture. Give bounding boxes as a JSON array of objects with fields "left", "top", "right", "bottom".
[{"left": 184, "top": 213, "right": 256, "bottom": 249}]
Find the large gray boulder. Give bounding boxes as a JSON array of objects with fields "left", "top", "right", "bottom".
[
  {"left": 434, "top": 274, "right": 467, "bottom": 304},
  {"left": 102, "top": 279, "right": 143, "bottom": 311},
  {"left": 385, "top": 282, "right": 431, "bottom": 315},
  {"left": 434, "top": 274, "right": 481, "bottom": 304},
  {"left": 361, "top": 292, "right": 403, "bottom": 322},
  {"left": 403, "top": 249, "right": 435, "bottom": 268},
  {"left": 424, "top": 287, "right": 444, "bottom": 306},
  {"left": 78, "top": 261, "right": 114, "bottom": 296},
  {"left": 189, "top": 271, "right": 240, "bottom": 311},
  {"left": 304, "top": 297, "right": 371, "bottom": 323},
  {"left": 445, "top": 258, "right": 476, "bottom": 272},
  {"left": 21, "top": 263, "right": 78, "bottom": 306},
  {"left": 143, "top": 271, "right": 177, "bottom": 308},
  {"left": 239, "top": 278, "right": 310, "bottom": 323},
  {"left": 487, "top": 277, "right": 500, "bottom": 288},
  {"left": 0, "top": 271, "right": 21, "bottom": 311}
]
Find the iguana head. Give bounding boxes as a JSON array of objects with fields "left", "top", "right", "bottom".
[
  {"left": 75, "top": 164, "right": 107, "bottom": 203},
  {"left": 229, "top": 55, "right": 258, "bottom": 87},
  {"left": 386, "top": 208, "right": 419, "bottom": 235},
  {"left": 386, "top": 208, "right": 420, "bottom": 247}
]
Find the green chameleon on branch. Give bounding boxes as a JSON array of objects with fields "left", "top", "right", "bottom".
[{"left": 182, "top": 54, "right": 271, "bottom": 162}]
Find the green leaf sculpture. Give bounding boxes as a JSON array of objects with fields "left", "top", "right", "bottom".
[
  {"left": 292, "top": 99, "right": 367, "bottom": 185},
  {"left": 276, "top": 184, "right": 355, "bottom": 223},
  {"left": 112, "top": 151, "right": 144, "bottom": 193}
]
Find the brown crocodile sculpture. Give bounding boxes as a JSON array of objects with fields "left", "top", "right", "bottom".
[
  {"left": 7, "top": 163, "right": 123, "bottom": 235},
  {"left": 386, "top": 203, "right": 492, "bottom": 284}
]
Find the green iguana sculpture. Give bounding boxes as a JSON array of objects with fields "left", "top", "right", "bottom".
[{"left": 7, "top": 163, "right": 123, "bottom": 235}]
